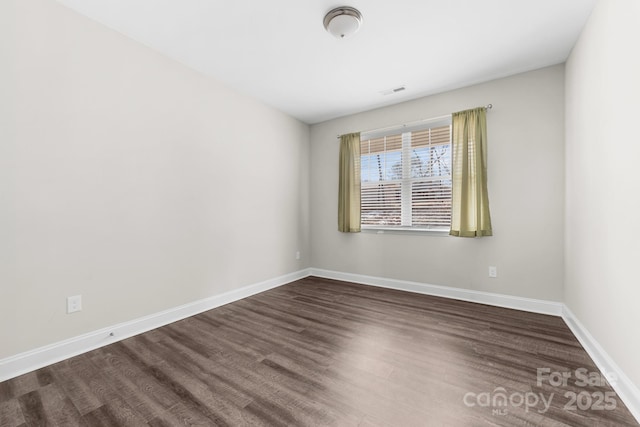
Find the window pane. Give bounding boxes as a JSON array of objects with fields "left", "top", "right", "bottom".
[
  {"left": 361, "top": 183, "right": 401, "bottom": 225},
  {"left": 411, "top": 147, "right": 431, "bottom": 178},
  {"left": 383, "top": 151, "right": 402, "bottom": 180},
  {"left": 411, "top": 179, "right": 452, "bottom": 227},
  {"left": 361, "top": 140, "right": 402, "bottom": 182},
  {"left": 360, "top": 153, "right": 401, "bottom": 182},
  {"left": 431, "top": 145, "right": 451, "bottom": 177},
  {"left": 410, "top": 127, "right": 451, "bottom": 179},
  {"left": 361, "top": 154, "right": 379, "bottom": 182},
  {"left": 360, "top": 122, "right": 452, "bottom": 229}
]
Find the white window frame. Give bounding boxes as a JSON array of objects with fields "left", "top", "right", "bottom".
[{"left": 360, "top": 116, "right": 452, "bottom": 234}]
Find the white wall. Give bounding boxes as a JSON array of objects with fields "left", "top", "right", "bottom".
[
  {"left": 310, "top": 66, "right": 565, "bottom": 301},
  {"left": 0, "top": 0, "right": 310, "bottom": 359},
  {"left": 565, "top": 0, "right": 640, "bottom": 389}
]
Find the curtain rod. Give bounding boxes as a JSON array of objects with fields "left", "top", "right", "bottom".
[{"left": 336, "top": 104, "right": 492, "bottom": 139}]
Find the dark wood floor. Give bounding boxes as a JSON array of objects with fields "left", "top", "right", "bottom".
[{"left": 1, "top": 277, "right": 638, "bottom": 426}]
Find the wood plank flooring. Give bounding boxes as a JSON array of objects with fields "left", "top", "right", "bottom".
[{"left": 1, "top": 276, "right": 638, "bottom": 426}]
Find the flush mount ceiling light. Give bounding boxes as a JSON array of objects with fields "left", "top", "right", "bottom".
[{"left": 323, "top": 6, "right": 363, "bottom": 39}]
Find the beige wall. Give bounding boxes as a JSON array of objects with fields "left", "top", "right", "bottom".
[
  {"left": 565, "top": 0, "right": 640, "bottom": 388},
  {"left": 0, "top": 0, "right": 310, "bottom": 359},
  {"left": 310, "top": 65, "right": 565, "bottom": 301}
]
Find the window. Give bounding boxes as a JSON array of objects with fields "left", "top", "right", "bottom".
[{"left": 360, "top": 118, "right": 452, "bottom": 231}]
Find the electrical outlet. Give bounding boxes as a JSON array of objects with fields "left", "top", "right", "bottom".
[
  {"left": 488, "top": 266, "right": 497, "bottom": 278},
  {"left": 296, "top": 251, "right": 301, "bottom": 260},
  {"left": 67, "top": 295, "right": 82, "bottom": 313}
]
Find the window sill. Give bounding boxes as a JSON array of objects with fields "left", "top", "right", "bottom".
[{"left": 361, "top": 227, "right": 450, "bottom": 236}]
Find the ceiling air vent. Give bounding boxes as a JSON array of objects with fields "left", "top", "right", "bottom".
[{"left": 380, "top": 86, "right": 406, "bottom": 96}]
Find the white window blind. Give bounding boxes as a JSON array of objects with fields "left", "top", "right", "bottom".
[{"left": 360, "top": 118, "right": 452, "bottom": 230}]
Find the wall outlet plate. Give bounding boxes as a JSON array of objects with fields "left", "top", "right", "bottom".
[
  {"left": 67, "top": 295, "right": 82, "bottom": 313},
  {"left": 488, "top": 266, "right": 498, "bottom": 278}
]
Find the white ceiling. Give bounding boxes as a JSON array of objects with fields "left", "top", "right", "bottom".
[{"left": 56, "top": 0, "right": 596, "bottom": 124}]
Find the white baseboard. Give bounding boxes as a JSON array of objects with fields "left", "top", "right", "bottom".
[
  {"left": 309, "top": 268, "right": 564, "bottom": 316},
  {"left": 562, "top": 306, "right": 640, "bottom": 423},
  {"left": 0, "top": 268, "right": 312, "bottom": 382}
]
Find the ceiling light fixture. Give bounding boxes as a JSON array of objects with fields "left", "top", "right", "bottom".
[{"left": 323, "top": 6, "right": 363, "bottom": 39}]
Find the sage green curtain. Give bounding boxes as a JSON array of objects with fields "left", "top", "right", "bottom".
[
  {"left": 450, "top": 108, "right": 493, "bottom": 237},
  {"left": 338, "top": 132, "right": 361, "bottom": 233}
]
